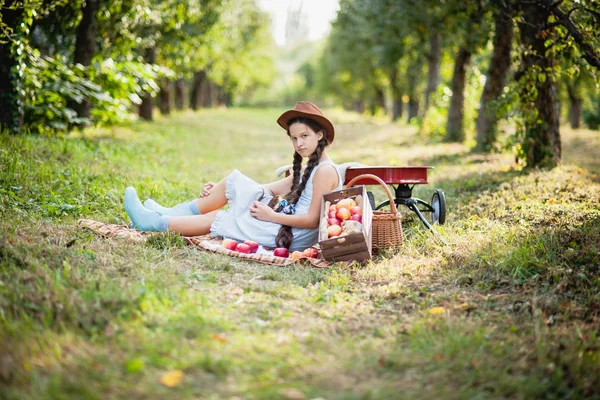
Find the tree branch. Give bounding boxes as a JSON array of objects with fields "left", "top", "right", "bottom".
[
  {"left": 540, "top": 0, "right": 600, "bottom": 69},
  {"left": 583, "top": 7, "right": 600, "bottom": 21}
]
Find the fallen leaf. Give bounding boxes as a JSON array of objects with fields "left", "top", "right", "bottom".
[
  {"left": 429, "top": 307, "right": 445, "bottom": 315},
  {"left": 211, "top": 333, "right": 227, "bottom": 343},
  {"left": 104, "top": 324, "right": 116, "bottom": 337},
  {"left": 228, "top": 286, "right": 244, "bottom": 296},
  {"left": 160, "top": 370, "right": 184, "bottom": 387},
  {"left": 549, "top": 198, "right": 556, "bottom": 204},
  {"left": 577, "top": 168, "right": 584, "bottom": 174},
  {"left": 434, "top": 354, "right": 443, "bottom": 361},
  {"left": 377, "top": 353, "right": 386, "bottom": 367},
  {"left": 125, "top": 358, "right": 144, "bottom": 373}
]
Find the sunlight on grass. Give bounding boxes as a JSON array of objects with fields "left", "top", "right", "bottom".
[{"left": 1, "top": 109, "right": 599, "bottom": 398}]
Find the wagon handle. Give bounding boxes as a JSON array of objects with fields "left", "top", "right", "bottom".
[{"left": 345, "top": 174, "right": 399, "bottom": 215}]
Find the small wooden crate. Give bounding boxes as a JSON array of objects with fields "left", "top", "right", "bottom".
[{"left": 318, "top": 185, "right": 373, "bottom": 262}]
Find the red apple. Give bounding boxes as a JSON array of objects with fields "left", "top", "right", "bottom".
[
  {"left": 222, "top": 239, "right": 238, "bottom": 251},
  {"left": 329, "top": 204, "right": 337, "bottom": 213},
  {"left": 290, "top": 250, "right": 304, "bottom": 259},
  {"left": 350, "top": 206, "right": 362, "bottom": 216},
  {"left": 327, "top": 224, "right": 342, "bottom": 238},
  {"left": 335, "top": 198, "right": 351, "bottom": 210},
  {"left": 236, "top": 243, "right": 251, "bottom": 254},
  {"left": 328, "top": 210, "right": 337, "bottom": 219},
  {"left": 303, "top": 248, "right": 318, "bottom": 258},
  {"left": 243, "top": 240, "right": 259, "bottom": 253},
  {"left": 327, "top": 217, "right": 341, "bottom": 226},
  {"left": 273, "top": 248, "right": 289, "bottom": 258},
  {"left": 336, "top": 207, "right": 351, "bottom": 221},
  {"left": 350, "top": 214, "right": 362, "bottom": 223}
]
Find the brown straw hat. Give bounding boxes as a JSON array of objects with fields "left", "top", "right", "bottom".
[{"left": 277, "top": 101, "right": 335, "bottom": 144}]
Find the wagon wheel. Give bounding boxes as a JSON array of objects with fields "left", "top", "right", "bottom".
[{"left": 431, "top": 189, "right": 446, "bottom": 225}]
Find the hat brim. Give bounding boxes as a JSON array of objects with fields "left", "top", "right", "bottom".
[{"left": 277, "top": 110, "right": 335, "bottom": 144}]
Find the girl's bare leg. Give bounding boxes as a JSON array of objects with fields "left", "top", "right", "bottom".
[
  {"left": 144, "top": 173, "right": 231, "bottom": 216},
  {"left": 194, "top": 175, "right": 229, "bottom": 214},
  {"left": 167, "top": 210, "right": 220, "bottom": 236}
]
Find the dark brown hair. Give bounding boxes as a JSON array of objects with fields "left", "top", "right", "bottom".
[{"left": 268, "top": 117, "right": 329, "bottom": 249}]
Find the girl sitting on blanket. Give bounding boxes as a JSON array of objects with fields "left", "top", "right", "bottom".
[{"left": 124, "top": 101, "right": 342, "bottom": 251}]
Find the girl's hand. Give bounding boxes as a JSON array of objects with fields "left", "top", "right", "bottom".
[
  {"left": 249, "top": 201, "right": 275, "bottom": 222},
  {"left": 199, "top": 182, "right": 215, "bottom": 198}
]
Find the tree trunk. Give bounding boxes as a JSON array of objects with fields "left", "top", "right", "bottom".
[
  {"left": 353, "top": 100, "right": 364, "bottom": 113},
  {"left": 216, "top": 85, "right": 227, "bottom": 107},
  {"left": 0, "top": 1, "right": 24, "bottom": 133},
  {"left": 408, "top": 98, "right": 419, "bottom": 121},
  {"left": 67, "top": 0, "right": 99, "bottom": 120},
  {"left": 139, "top": 47, "right": 156, "bottom": 121},
  {"left": 224, "top": 91, "right": 233, "bottom": 107},
  {"left": 567, "top": 83, "right": 582, "bottom": 129},
  {"left": 159, "top": 79, "right": 172, "bottom": 115},
  {"left": 191, "top": 71, "right": 207, "bottom": 110},
  {"left": 174, "top": 78, "right": 186, "bottom": 110},
  {"left": 445, "top": 47, "right": 472, "bottom": 142},
  {"left": 390, "top": 68, "right": 403, "bottom": 121},
  {"left": 370, "top": 86, "right": 385, "bottom": 116},
  {"left": 518, "top": 3, "right": 561, "bottom": 167},
  {"left": 475, "top": 9, "right": 514, "bottom": 152},
  {"left": 207, "top": 80, "right": 217, "bottom": 107},
  {"left": 406, "top": 57, "right": 422, "bottom": 122},
  {"left": 423, "top": 30, "right": 441, "bottom": 114}
]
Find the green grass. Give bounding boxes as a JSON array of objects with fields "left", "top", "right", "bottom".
[{"left": 1, "top": 108, "right": 599, "bottom": 399}]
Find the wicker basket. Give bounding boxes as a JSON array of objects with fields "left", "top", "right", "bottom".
[{"left": 345, "top": 174, "right": 403, "bottom": 249}]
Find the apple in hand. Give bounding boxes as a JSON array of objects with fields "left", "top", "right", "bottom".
[
  {"left": 273, "top": 247, "right": 289, "bottom": 258},
  {"left": 303, "top": 248, "right": 318, "bottom": 258},
  {"left": 236, "top": 243, "right": 251, "bottom": 254},
  {"left": 243, "top": 240, "right": 259, "bottom": 253},
  {"left": 222, "top": 239, "right": 238, "bottom": 251},
  {"left": 336, "top": 207, "right": 351, "bottom": 221},
  {"left": 327, "top": 224, "right": 342, "bottom": 238}
]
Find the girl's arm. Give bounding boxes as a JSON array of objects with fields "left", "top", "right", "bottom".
[
  {"left": 251, "top": 164, "right": 340, "bottom": 229},
  {"left": 262, "top": 173, "right": 294, "bottom": 197}
]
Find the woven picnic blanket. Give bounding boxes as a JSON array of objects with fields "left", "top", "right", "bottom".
[{"left": 78, "top": 219, "right": 332, "bottom": 268}]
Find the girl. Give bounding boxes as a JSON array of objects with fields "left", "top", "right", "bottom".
[{"left": 124, "top": 101, "right": 342, "bottom": 251}]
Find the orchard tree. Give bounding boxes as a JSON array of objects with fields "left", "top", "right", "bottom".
[
  {"left": 0, "top": 0, "right": 27, "bottom": 133},
  {"left": 155, "top": 0, "right": 222, "bottom": 114},
  {"left": 444, "top": 0, "right": 489, "bottom": 142},
  {"left": 67, "top": 0, "right": 100, "bottom": 120},
  {"left": 204, "top": 0, "right": 276, "bottom": 107},
  {"left": 475, "top": 0, "right": 514, "bottom": 152},
  {"left": 320, "top": 0, "right": 383, "bottom": 113},
  {"left": 514, "top": 0, "right": 600, "bottom": 167}
]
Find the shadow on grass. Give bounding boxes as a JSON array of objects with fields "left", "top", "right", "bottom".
[{"left": 446, "top": 210, "right": 600, "bottom": 320}]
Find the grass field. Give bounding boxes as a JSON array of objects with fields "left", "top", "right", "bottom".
[{"left": 1, "top": 108, "right": 599, "bottom": 399}]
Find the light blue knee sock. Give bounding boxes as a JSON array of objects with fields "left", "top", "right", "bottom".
[
  {"left": 143, "top": 198, "right": 201, "bottom": 217},
  {"left": 124, "top": 187, "right": 171, "bottom": 232}
]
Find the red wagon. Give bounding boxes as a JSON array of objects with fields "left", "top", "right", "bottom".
[{"left": 344, "top": 166, "right": 446, "bottom": 236}]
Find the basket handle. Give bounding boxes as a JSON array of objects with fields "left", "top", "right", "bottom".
[{"left": 345, "top": 174, "right": 398, "bottom": 215}]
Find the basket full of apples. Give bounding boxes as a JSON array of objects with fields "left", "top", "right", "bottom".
[{"left": 318, "top": 185, "right": 373, "bottom": 262}]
